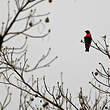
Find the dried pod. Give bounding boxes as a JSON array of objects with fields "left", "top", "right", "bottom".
[
  {"left": 43, "top": 102, "right": 49, "bottom": 108},
  {"left": 30, "top": 9, "right": 33, "bottom": 12},
  {"left": 35, "top": 94, "right": 38, "bottom": 98},
  {"left": 30, "top": 97, "right": 34, "bottom": 101},
  {"left": 80, "top": 39, "right": 83, "bottom": 43},
  {"left": 105, "top": 106, "right": 108, "bottom": 109},
  {"left": 56, "top": 95, "right": 61, "bottom": 100},
  {"left": 45, "top": 17, "right": 49, "bottom": 23},
  {"left": 48, "top": 0, "right": 52, "bottom": 3},
  {"left": 95, "top": 72, "right": 98, "bottom": 76},
  {"left": 48, "top": 29, "right": 51, "bottom": 33},
  {"left": 29, "top": 22, "right": 33, "bottom": 27},
  {"left": 106, "top": 45, "right": 109, "bottom": 47}
]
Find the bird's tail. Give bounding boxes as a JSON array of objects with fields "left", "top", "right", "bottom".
[{"left": 85, "top": 48, "right": 89, "bottom": 52}]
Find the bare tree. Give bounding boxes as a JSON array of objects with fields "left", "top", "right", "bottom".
[
  {"left": 79, "top": 35, "right": 110, "bottom": 110},
  {"left": 1, "top": 0, "right": 110, "bottom": 110},
  {"left": 0, "top": 0, "right": 79, "bottom": 110},
  {"left": 0, "top": 0, "right": 64, "bottom": 110}
]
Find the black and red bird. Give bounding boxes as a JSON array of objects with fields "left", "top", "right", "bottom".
[{"left": 84, "top": 30, "right": 92, "bottom": 52}]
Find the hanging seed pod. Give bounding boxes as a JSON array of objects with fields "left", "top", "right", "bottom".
[
  {"left": 43, "top": 102, "right": 49, "bottom": 108},
  {"left": 95, "top": 72, "right": 98, "bottom": 76},
  {"left": 80, "top": 39, "right": 83, "bottom": 43},
  {"left": 105, "top": 106, "right": 108, "bottom": 109},
  {"left": 48, "top": 0, "right": 52, "bottom": 3},
  {"left": 30, "top": 97, "right": 34, "bottom": 101},
  {"left": 29, "top": 22, "right": 33, "bottom": 27},
  {"left": 45, "top": 17, "right": 49, "bottom": 23},
  {"left": 48, "top": 29, "right": 51, "bottom": 33},
  {"left": 34, "top": 94, "right": 38, "bottom": 98},
  {"left": 56, "top": 95, "right": 61, "bottom": 100},
  {"left": 40, "top": 100, "right": 42, "bottom": 103}
]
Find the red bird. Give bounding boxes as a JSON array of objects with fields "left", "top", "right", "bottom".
[{"left": 84, "top": 30, "right": 92, "bottom": 52}]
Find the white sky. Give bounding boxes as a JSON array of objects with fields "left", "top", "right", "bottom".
[
  {"left": 0, "top": 0, "right": 110, "bottom": 109},
  {"left": 46, "top": 0, "right": 110, "bottom": 93}
]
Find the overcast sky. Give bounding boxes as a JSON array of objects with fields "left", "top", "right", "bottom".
[
  {"left": 47, "top": 0, "right": 110, "bottom": 93},
  {"left": 0, "top": 0, "right": 110, "bottom": 109}
]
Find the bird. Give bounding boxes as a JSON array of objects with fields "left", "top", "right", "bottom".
[{"left": 84, "top": 30, "right": 92, "bottom": 52}]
